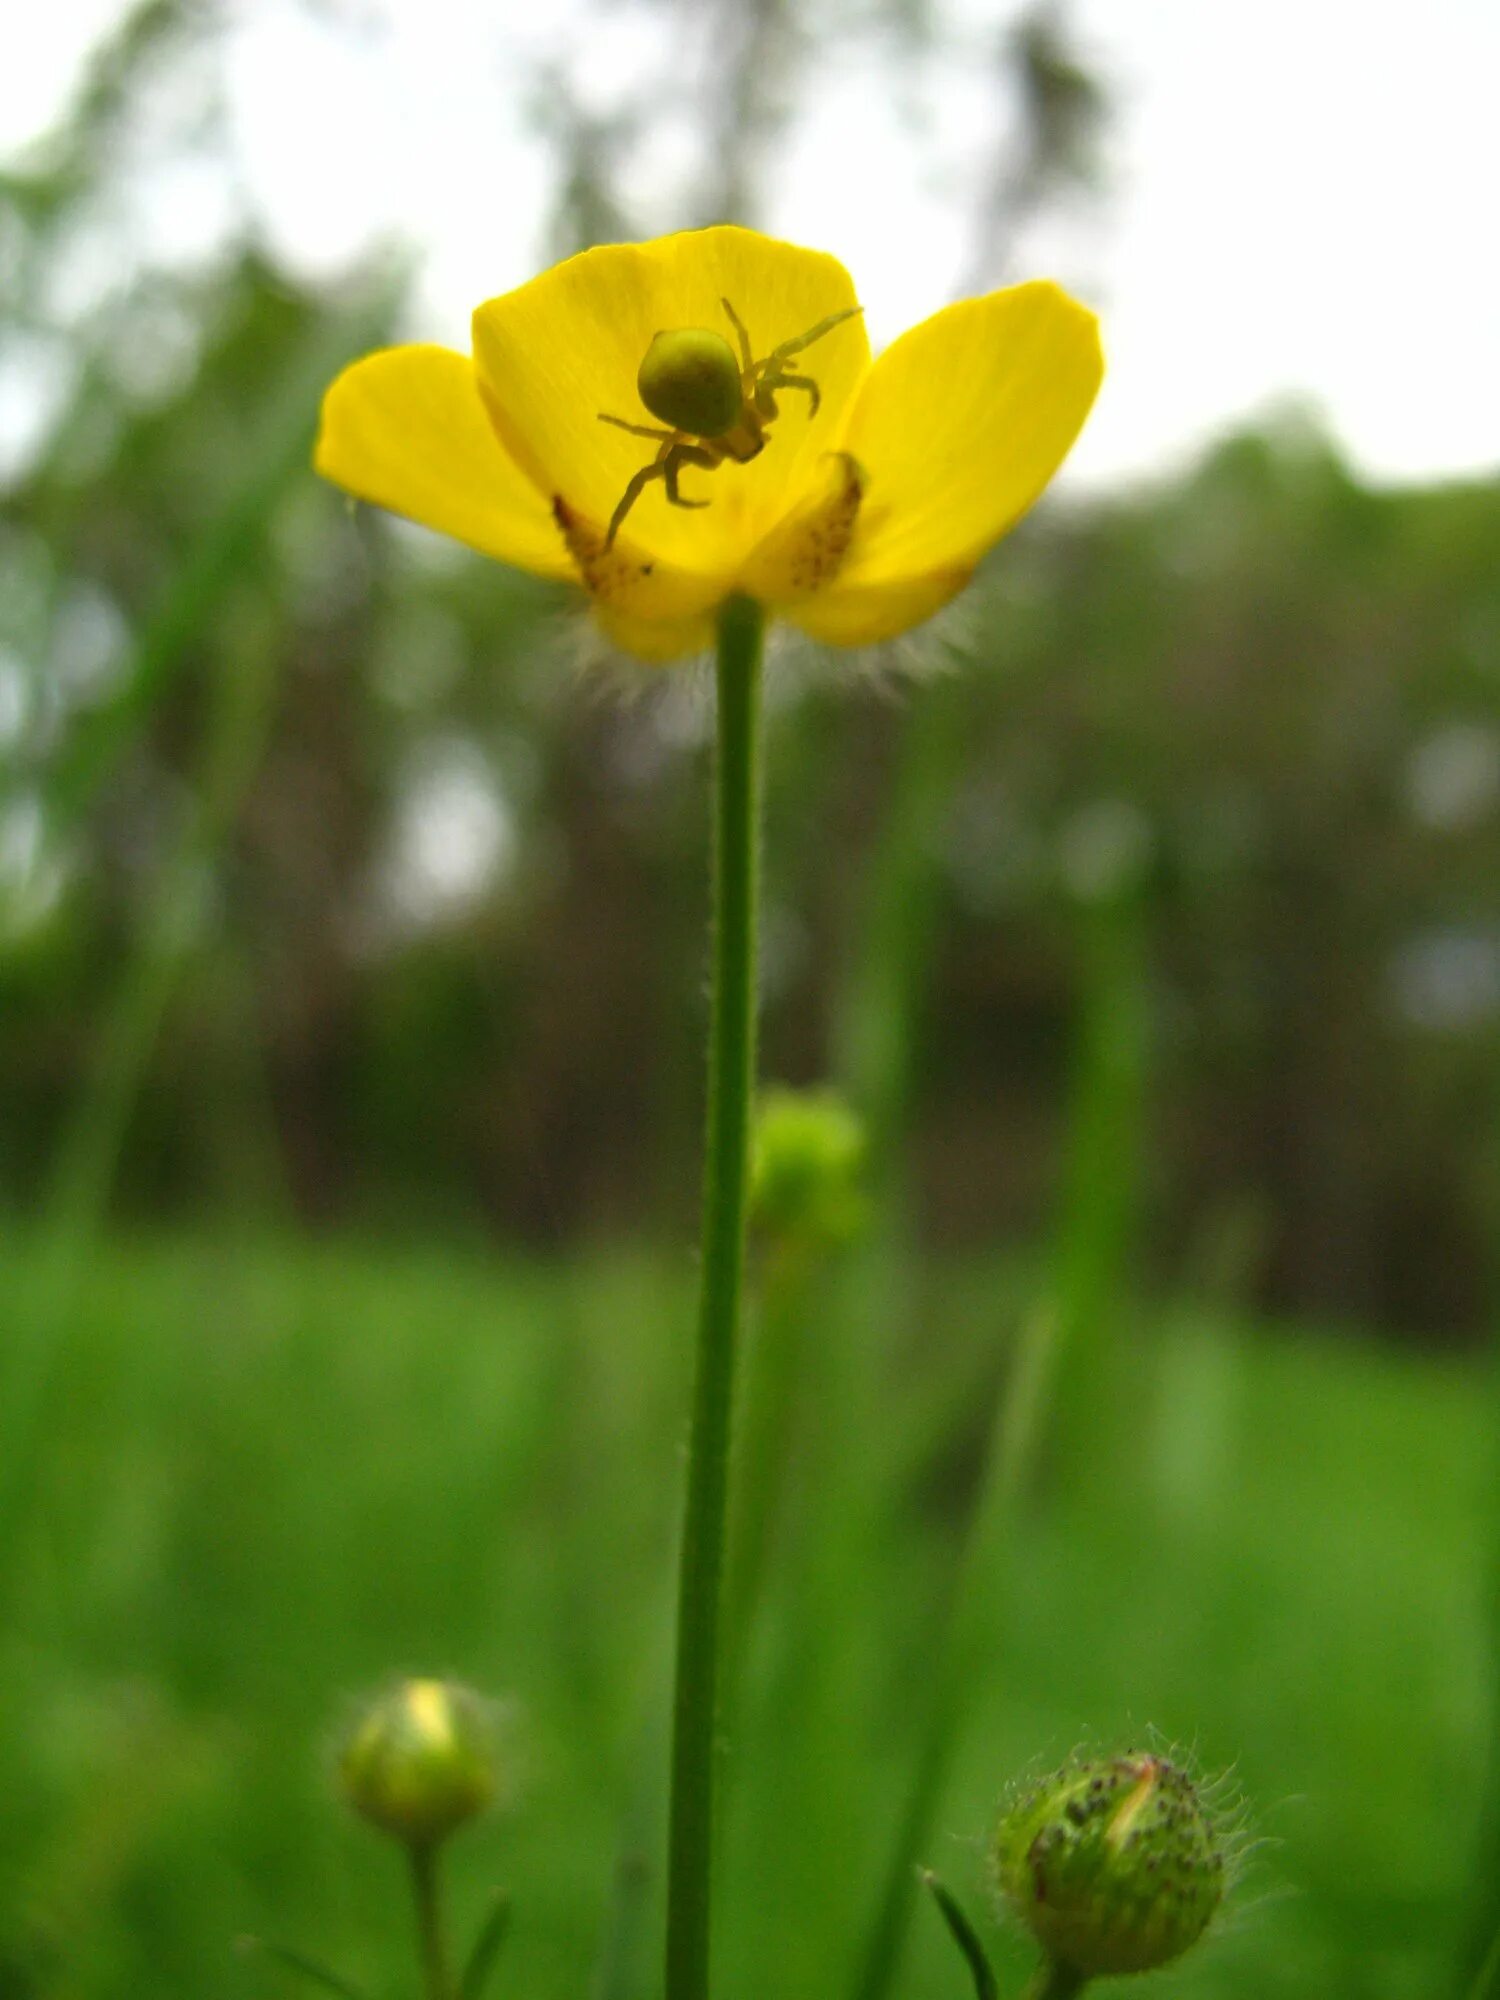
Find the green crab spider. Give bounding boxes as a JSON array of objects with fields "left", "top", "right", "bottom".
[{"left": 597, "top": 297, "right": 862, "bottom": 550}]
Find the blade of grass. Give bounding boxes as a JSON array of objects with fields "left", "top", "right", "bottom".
[
  {"left": 747, "top": 678, "right": 967, "bottom": 2000},
  {"left": 920, "top": 1874, "right": 999, "bottom": 2000},
  {"left": 458, "top": 1889, "right": 512, "bottom": 2000},
  {"left": 1459, "top": 1383, "right": 1500, "bottom": 1996},
  {"left": 721, "top": 1242, "right": 821, "bottom": 1695},
  {"left": 1454, "top": 1021, "right": 1500, "bottom": 1997},
  {"left": 847, "top": 890, "right": 1149, "bottom": 2000},
  {"left": 590, "top": 1840, "right": 655, "bottom": 2000},
  {"left": 38, "top": 302, "right": 394, "bottom": 839},
  {"left": 847, "top": 1300, "right": 1065, "bottom": 2000},
  {"left": 1468, "top": 1929, "right": 1500, "bottom": 2000},
  {"left": 831, "top": 679, "right": 964, "bottom": 1185},
  {"left": 236, "top": 1936, "right": 370, "bottom": 2000},
  {"left": 0, "top": 302, "right": 396, "bottom": 1583},
  {"left": 1043, "top": 890, "right": 1150, "bottom": 1498},
  {"left": 0, "top": 554, "right": 281, "bottom": 1574}
]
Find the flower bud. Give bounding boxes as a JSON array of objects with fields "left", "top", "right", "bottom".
[
  {"left": 991, "top": 1752, "right": 1224, "bottom": 1978},
  {"left": 339, "top": 1679, "right": 498, "bottom": 1848},
  {"left": 750, "top": 1087, "right": 867, "bottom": 1251},
  {"left": 637, "top": 328, "right": 743, "bottom": 437}
]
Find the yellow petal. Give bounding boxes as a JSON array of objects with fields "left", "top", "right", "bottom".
[
  {"left": 783, "top": 567, "right": 972, "bottom": 647},
  {"left": 833, "top": 281, "right": 1102, "bottom": 590},
  {"left": 471, "top": 226, "right": 869, "bottom": 580},
  {"left": 593, "top": 602, "right": 716, "bottom": 665},
  {"left": 552, "top": 495, "right": 726, "bottom": 626},
  {"left": 739, "top": 450, "right": 864, "bottom": 604},
  {"left": 315, "top": 344, "right": 571, "bottom": 579}
]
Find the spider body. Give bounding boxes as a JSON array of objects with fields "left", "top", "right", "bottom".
[{"left": 599, "top": 297, "right": 861, "bottom": 549}]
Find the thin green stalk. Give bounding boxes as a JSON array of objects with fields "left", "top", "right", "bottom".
[
  {"left": 459, "top": 1889, "right": 513, "bottom": 2000},
  {"left": 833, "top": 676, "right": 965, "bottom": 1182},
  {"left": 32, "top": 303, "right": 395, "bottom": 839},
  {"left": 921, "top": 1872, "right": 998, "bottom": 2000},
  {"left": 1044, "top": 890, "right": 1149, "bottom": 1499},
  {"left": 849, "top": 885, "right": 1148, "bottom": 2000},
  {"left": 235, "top": 1937, "right": 369, "bottom": 2000},
  {"left": 1459, "top": 1087, "right": 1500, "bottom": 1997},
  {"left": 1025, "top": 1966, "right": 1087, "bottom": 2000},
  {"left": 0, "top": 308, "right": 391, "bottom": 1576},
  {"left": 0, "top": 624, "right": 281, "bottom": 1575},
  {"left": 722, "top": 1240, "right": 813, "bottom": 1685},
  {"left": 848, "top": 1302, "right": 1064, "bottom": 2000},
  {"left": 1468, "top": 1924, "right": 1500, "bottom": 2000},
  {"left": 665, "top": 595, "right": 764, "bottom": 2000},
  {"left": 409, "top": 1844, "right": 454, "bottom": 2000}
]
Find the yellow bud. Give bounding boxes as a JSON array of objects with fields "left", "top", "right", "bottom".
[
  {"left": 637, "top": 329, "right": 743, "bottom": 437},
  {"left": 339, "top": 1678, "right": 498, "bottom": 1849}
]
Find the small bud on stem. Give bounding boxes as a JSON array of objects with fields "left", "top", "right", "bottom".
[
  {"left": 750, "top": 1087, "right": 867, "bottom": 1253},
  {"left": 339, "top": 1678, "right": 498, "bottom": 1850},
  {"left": 991, "top": 1752, "right": 1225, "bottom": 1981},
  {"left": 338, "top": 1680, "right": 505, "bottom": 2000}
]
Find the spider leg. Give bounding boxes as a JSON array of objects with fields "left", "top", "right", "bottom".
[
  {"left": 599, "top": 413, "right": 678, "bottom": 441},
  {"left": 665, "top": 443, "right": 719, "bottom": 509},
  {"left": 720, "top": 297, "right": 754, "bottom": 371},
  {"left": 762, "top": 370, "right": 820, "bottom": 418},
  {"left": 756, "top": 305, "right": 863, "bottom": 371},
  {"left": 605, "top": 451, "right": 671, "bottom": 550}
]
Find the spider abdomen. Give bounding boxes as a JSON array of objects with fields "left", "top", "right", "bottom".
[{"left": 637, "top": 329, "right": 744, "bottom": 437}]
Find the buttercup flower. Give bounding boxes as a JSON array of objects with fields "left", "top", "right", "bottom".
[{"left": 316, "top": 226, "right": 1102, "bottom": 663}]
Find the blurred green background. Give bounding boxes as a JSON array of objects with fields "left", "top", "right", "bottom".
[{"left": 3, "top": 4, "right": 1499, "bottom": 1998}]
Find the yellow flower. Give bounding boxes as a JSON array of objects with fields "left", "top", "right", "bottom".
[{"left": 315, "top": 225, "right": 1102, "bottom": 664}]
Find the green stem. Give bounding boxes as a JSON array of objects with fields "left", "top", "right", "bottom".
[
  {"left": 409, "top": 1844, "right": 453, "bottom": 2000},
  {"left": 665, "top": 595, "right": 765, "bottom": 2000},
  {"left": 722, "top": 1240, "right": 813, "bottom": 1684},
  {"left": 1025, "top": 1966, "right": 1087, "bottom": 2000},
  {"left": 1468, "top": 1921, "right": 1500, "bottom": 2000}
]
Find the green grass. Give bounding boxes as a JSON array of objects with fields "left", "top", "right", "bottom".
[{"left": 0, "top": 1230, "right": 1486, "bottom": 2000}]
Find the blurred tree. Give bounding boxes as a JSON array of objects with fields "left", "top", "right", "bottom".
[{"left": 963, "top": 0, "right": 1109, "bottom": 287}]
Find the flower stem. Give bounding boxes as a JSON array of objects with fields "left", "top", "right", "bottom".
[
  {"left": 665, "top": 594, "right": 765, "bottom": 2000},
  {"left": 1025, "top": 1965, "right": 1087, "bottom": 2000},
  {"left": 408, "top": 1844, "right": 453, "bottom": 2000}
]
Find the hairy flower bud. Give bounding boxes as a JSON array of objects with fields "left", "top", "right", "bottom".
[
  {"left": 637, "top": 328, "right": 744, "bottom": 437},
  {"left": 991, "top": 1752, "right": 1225, "bottom": 1978},
  {"left": 339, "top": 1679, "right": 498, "bottom": 1849}
]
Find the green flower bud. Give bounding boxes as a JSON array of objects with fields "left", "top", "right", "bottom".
[
  {"left": 339, "top": 1679, "right": 498, "bottom": 1849},
  {"left": 991, "top": 1752, "right": 1225, "bottom": 1978},
  {"left": 750, "top": 1087, "right": 867, "bottom": 1251},
  {"left": 637, "top": 328, "right": 743, "bottom": 437}
]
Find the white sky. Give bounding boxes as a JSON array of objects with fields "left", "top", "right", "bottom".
[{"left": 4, "top": 0, "right": 1499, "bottom": 494}]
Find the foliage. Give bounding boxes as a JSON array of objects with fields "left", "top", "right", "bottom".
[{"left": 0, "top": 1230, "right": 1484, "bottom": 1998}]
